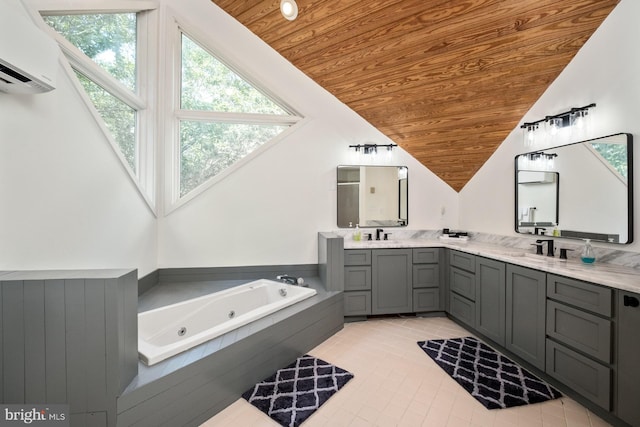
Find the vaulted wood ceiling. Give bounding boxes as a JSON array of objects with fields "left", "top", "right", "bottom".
[{"left": 211, "top": 0, "right": 619, "bottom": 191}]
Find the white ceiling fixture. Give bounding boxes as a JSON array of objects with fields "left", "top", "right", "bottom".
[{"left": 280, "top": 0, "right": 298, "bottom": 21}]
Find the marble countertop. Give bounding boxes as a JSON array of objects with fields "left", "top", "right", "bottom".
[{"left": 344, "top": 237, "right": 640, "bottom": 294}]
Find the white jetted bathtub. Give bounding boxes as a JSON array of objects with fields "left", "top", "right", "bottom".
[{"left": 138, "top": 279, "right": 317, "bottom": 365}]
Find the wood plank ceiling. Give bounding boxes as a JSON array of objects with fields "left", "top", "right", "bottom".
[{"left": 211, "top": 0, "right": 619, "bottom": 192}]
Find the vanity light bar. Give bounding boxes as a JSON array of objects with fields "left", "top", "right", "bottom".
[
  {"left": 521, "top": 103, "right": 596, "bottom": 131},
  {"left": 349, "top": 143, "right": 398, "bottom": 155},
  {"left": 521, "top": 103, "right": 595, "bottom": 147},
  {"left": 527, "top": 151, "right": 557, "bottom": 161}
]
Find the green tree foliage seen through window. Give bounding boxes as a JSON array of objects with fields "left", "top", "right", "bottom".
[
  {"left": 180, "top": 122, "right": 286, "bottom": 196},
  {"left": 181, "top": 36, "right": 286, "bottom": 114},
  {"left": 75, "top": 72, "right": 137, "bottom": 171},
  {"left": 44, "top": 13, "right": 138, "bottom": 172},
  {"left": 179, "top": 34, "right": 293, "bottom": 197},
  {"left": 590, "top": 143, "right": 628, "bottom": 180},
  {"left": 43, "top": 14, "right": 137, "bottom": 90}
]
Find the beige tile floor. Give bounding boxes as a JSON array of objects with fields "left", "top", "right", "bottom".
[{"left": 200, "top": 316, "right": 612, "bottom": 427}]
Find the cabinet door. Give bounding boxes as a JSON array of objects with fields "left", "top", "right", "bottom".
[
  {"left": 617, "top": 291, "right": 640, "bottom": 427},
  {"left": 546, "top": 339, "right": 610, "bottom": 410},
  {"left": 413, "top": 264, "right": 439, "bottom": 288},
  {"left": 450, "top": 267, "right": 475, "bottom": 301},
  {"left": 547, "top": 274, "right": 612, "bottom": 317},
  {"left": 449, "top": 292, "right": 475, "bottom": 328},
  {"left": 371, "top": 249, "right": 412, "bottom": 315},
  {"left": 413, "top": 248, "right": 440, "bottom": 264},
  {"left": 450, "top": 250, "right": 475, "bottom": 273},
  {"left": 506, "top": 264, "right": 546, "bottom": 370},
  {"left": 413, "top": 288, "right": 440, "bottom": 312},
  {"left": 475, "top": 257, "right": 506, "bottom": 346},
  {"left": 344, "top": 291, "right": 371, "bottom": 316},
  {"left": 344, "top": 266, "right": 371, "bottom": 291},
  {"left": 344, "top": 250, "right": 371, "bottom": 266},
  {"left": 546, "top": 300, "right": 611, "bottom": 363}
]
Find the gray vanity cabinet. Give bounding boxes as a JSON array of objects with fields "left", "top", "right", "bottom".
[
  {"left": 616, "top": 290, "right": 640, "bottom": 426},
  {"left": 506, "top": 264, "right": 546, "bottom": 370},
  {"left": 545, "top": 274, "right": 613, "bottom": 411},
  {"left": 344, "top": 249, "right": 372, "bottom": 316},
  {"left": 448, "top": 250, "right": 476, "bottom": 328},
  {"left": 475, "top": 257, "right": 506, "bottom": 346},
  {"left": 372, "top": 249, "right": 413, "bottom": 315},
  {"left": 412, "top": 248, "right": 441, "bottom": 312}
]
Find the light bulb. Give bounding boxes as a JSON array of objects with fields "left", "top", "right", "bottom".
[{"left": 280, "top": 0, "right": 298, "bottom": 20}]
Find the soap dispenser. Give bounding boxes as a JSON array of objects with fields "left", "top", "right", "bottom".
[
  {"left": 353, "top": 224, "right": 361, "bottom": 241},
  {"left": 580, "top": 239, "right": 596, "bottom": 264}
]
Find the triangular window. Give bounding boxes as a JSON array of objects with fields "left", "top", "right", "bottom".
[
  {"left": 43, "top": 13, "right": 140, "bottom": 173},
  {"left": 177, "top": 33, "right": 300, "bottom": 199}
]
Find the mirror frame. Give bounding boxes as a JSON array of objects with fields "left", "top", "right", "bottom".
[
  {"left": 514, "top": 133, "right": 634, "bottom": 244},
  {"left": 337, "top": 165, "right": 409, "bottom": 228}
]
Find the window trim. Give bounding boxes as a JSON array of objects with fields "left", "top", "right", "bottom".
[
  {"left": 164, "top": 23, "right": 304, "bottom": 214},
  {"left": 37, "top": 5, "right": 158, "bottom": 215}
]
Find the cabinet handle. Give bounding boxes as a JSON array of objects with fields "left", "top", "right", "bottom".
[{"left": 623, "top": 295, "right": 640, "bottom": 307}]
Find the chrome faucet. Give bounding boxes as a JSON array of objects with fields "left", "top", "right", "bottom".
[{"left": 536, "top": 239, "right": 555, "bottom": 257}]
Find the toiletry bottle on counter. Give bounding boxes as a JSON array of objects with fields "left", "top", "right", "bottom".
[
  {"left": 353, "top": 224, "right": 361, "bottom": 241},
  {"left": 581, "top": 239, "right": 595, "bottom": 264},
  {"left": 552, "top": 226, "right": 560, "bottom": 237}
]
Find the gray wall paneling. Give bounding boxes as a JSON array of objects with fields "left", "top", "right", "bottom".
[
  {"left": 0, "top": 270, "right": 138, "bottom": 427},
  {"left": 116, "top": 292, "right": 343, "bottom": 427},
  {"left": 157, "top": 264, "right": 319, "bottom": 284},
  {"left": 318, "top": 232, "right": 344, "bottom": 292},
  {"left": 2, "top": 281, "right": 24, "bottom": 402},
  {"left": 45, "top": 280, "right": 67, "bottom": 404},
  {"left": 24, "top": 280, "right": 46, "bottom": 403},
  {"left": 137, "top": 270, "right": 159, "bottom": 296}
]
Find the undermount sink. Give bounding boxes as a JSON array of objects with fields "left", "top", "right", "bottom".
[
  {"left": 483, "top": 249, "right": 526, "bottom": 257},
  {"left": 358, "top": 239, "right": 398, "bottom": 244},
  {"left": 522, "top": 252, "right": 568, "bottom": 262}
]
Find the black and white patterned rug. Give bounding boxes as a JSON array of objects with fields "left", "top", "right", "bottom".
[
  {"left": 242, "top": 354, "right": 354, "bottom": 427},
  {"left": 418, "top": 337, "right": 561, "bottom": 409}
]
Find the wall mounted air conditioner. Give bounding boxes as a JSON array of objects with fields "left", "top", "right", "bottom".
[{"left": 0, "top": 5, "right": 58, "bottom": 94}]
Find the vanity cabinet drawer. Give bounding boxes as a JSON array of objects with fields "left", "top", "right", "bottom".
[
  {"left": 547, "top": 274, "right": 612, "bottom": 317},
  {"left": 449, "top": 250, "right": 475, "bottom": 273},
  {"left": 344, "top": 266, "right": 371, "bottom": 291},
  {"left": 449, "top": 292, "right": 475, "bottom": 328},
  {"left": 450, "top": 267, "right": 475, "bottom": 301},
  {"left": 344, "top": 250, "right": 371, "bottom": 266},
  {"left": 413, "top": 248, "right": 439, "bottom": 264},
  {"left": 546, "top": 339, "right": 611, "bottom": 410},
  {"left": 547, "top": 300, "right": 611, "bottom": 363},
  {"left": 414, "top": 288, "right": 440, "bottom": 312},
  {"left": 413, "top": 264, "right": 439, "bottom": 288},
  {"left": 344, "top": 291, "right": 371, "bottom": 316}
]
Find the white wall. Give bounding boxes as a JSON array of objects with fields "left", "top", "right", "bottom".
[
  {"left": 8, "top": 0, "right": 636, "bottom": 274},
  {"left": 460, "top": 0, "right": 640, "bottom": 252},
  {"left": 0, "top": 0, "right": 158, "bottom": 276},
  {"left": 2, "top": 0, "right": 457, "bottom": 274},
  {"left": 157, "top": 0, "right": 458, "bottom": 268}
]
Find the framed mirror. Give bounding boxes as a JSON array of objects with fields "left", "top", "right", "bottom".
[
  {"left": 515, "top": 133, "right": 633, "bottom": 244},
  {"left": 337, "top": 165, "right": 408, "bottom": 227}
]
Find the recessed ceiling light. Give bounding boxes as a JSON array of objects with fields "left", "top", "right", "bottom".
[{"left": 280, "top": 0, "right": 298, "bottom": 21}]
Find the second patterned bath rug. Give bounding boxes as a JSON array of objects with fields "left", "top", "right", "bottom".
[
  {"left": 418, "top": 336, "right": 561, "bottom": 409},
  {"left": 242, "top": 354, "right": 354, "bottom": 427}
]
